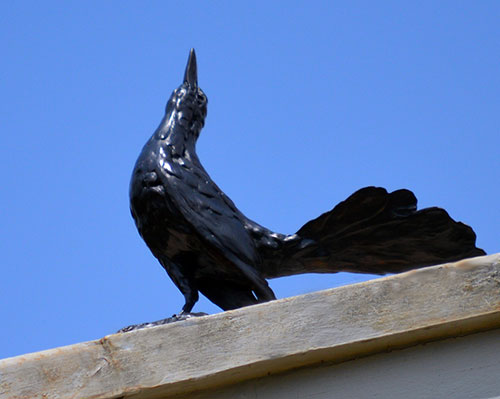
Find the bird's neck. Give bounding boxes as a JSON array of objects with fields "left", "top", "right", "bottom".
[{"left": 155, "top": 111, "right": 199, "bottom": 161}]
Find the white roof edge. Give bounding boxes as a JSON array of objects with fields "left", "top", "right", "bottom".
[{"left": 1, "top": 253, "right": 499, "bottom": 399}]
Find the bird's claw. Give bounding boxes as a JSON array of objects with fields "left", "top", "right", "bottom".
[
  {"left": 117, "top": 311, "right": 208, "bottom": 333},
  {"left": 173, "top": 311, "right": 208, "bottom": 321}
]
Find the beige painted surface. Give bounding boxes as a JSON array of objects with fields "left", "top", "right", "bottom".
[
  {"left": 187, "top": 328, "right": 500, "bottom": 399},
  {"left": 1, "top": 253, "right": 499, "bottom": 399}
]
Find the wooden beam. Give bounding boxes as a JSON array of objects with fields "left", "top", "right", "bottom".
[{"left": 1, "top": 253, "right": 499, "bottom": 399}]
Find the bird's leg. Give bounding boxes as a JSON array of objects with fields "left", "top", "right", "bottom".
[
  {"left": 171, "top": 290, "right": 206, "bottom": 320},
  {"left": 117, "top": 262, "right": 206, "bottom": 333},
  {"left": 160, "top": 259, "right": 205, "bottom": 318},
  {"left": 116, "top": 290, "right": 206, "bottom": 332},
  {"left": 180, "top": 289, "right": 198, "bottom": 313}
]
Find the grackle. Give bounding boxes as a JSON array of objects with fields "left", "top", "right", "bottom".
[{"left": 128, "top": 49, "right": 484, "bottom": 323}]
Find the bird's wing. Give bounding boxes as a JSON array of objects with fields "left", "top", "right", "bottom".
[{"left": 159, "top": 159, "right": 260, "bottom": 268}]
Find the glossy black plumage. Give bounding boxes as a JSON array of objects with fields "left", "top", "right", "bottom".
[{"left": 129, "top": 49, "right": 484, "bottom": 314}]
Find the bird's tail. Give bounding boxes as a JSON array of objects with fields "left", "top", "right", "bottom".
[{"left": 258, "top": 187, "right": 485, "bottom": 279}]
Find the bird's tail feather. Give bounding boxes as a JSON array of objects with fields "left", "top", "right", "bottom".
[{"left": 259, "top": 187, "right": 485, "bottom": 279}]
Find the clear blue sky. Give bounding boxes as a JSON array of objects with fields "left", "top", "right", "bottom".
[{"left": 1, "top": 2, "right": 498, "bottom": 359}]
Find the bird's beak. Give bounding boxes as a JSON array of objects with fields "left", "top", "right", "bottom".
[{"left": 183, "top": 48, "right": 198, "bottom": 88}]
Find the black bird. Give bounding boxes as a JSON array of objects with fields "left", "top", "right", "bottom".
[{"left": 129, "top": 49, "right": 484, "bottom": 318}]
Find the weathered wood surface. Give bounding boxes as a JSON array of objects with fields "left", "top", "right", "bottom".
[{"left": 1, "top": 253, "right": 499, "bottom": 399}]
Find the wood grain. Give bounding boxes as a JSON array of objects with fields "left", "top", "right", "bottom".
[{"left": 1, "top": 253, "right": 499, "bottom": 399}]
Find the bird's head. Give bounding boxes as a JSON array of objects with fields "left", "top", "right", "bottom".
[{"left": 166, "top": 48, "right": 208, "bottom": 140}]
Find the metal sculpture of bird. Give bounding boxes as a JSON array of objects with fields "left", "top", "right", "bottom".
[{"left": 129, "top": 49, "right": 484, "bottom": 323}]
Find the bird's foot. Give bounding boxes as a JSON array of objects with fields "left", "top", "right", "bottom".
[
  {"left": 173, "top": 311, "right": 207, "bottom": 321},
  {"left": 117, "top": 312, "right": 208, "bottom": 333}
]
